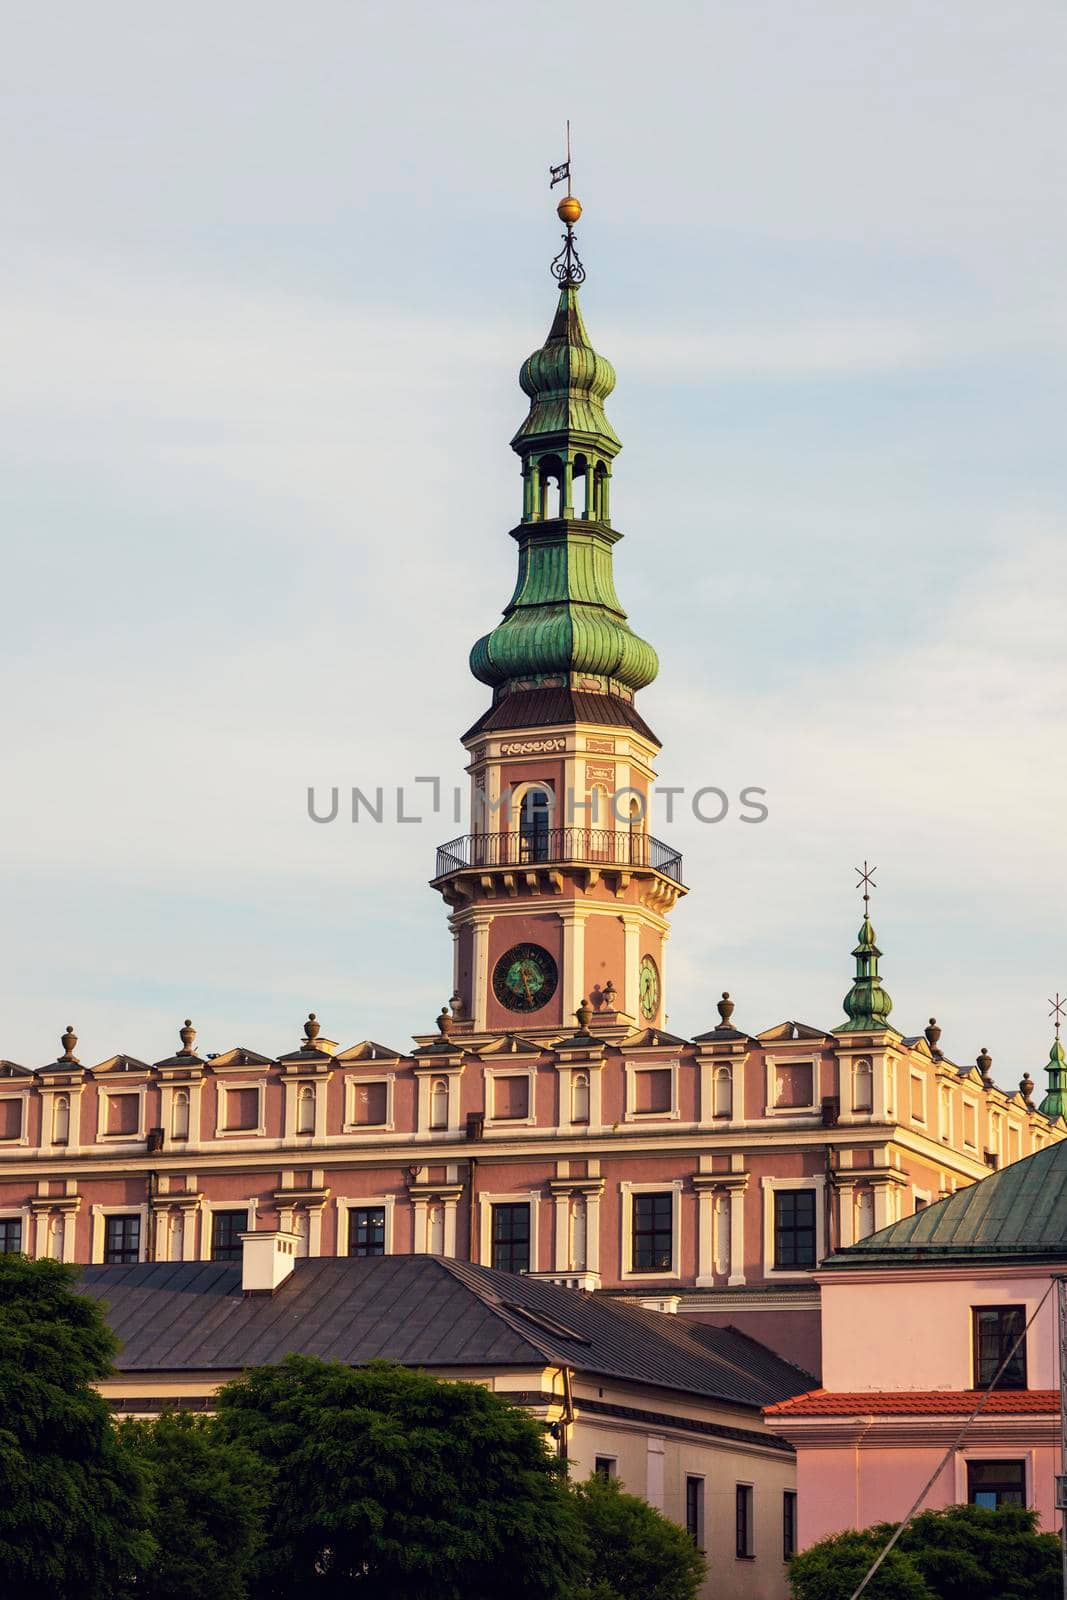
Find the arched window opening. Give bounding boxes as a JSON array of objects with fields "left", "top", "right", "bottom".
[
  {"left": 297, "top": 1084, "right": 315, "bottom": 1136},
  {"left": 172, "top": 1089, "right": 190, "bottom": 1141},
  {"left": 852, "top": 1058, "right": 873, "bottom": 1114},
  {"left": 518, "top": 787, "right": 553, "bottom": 864},
  {"left": 627, "top": 795, "right": 647, "bottom": 867},
  {"left": 713, "top": 1066, "right": 733, "bottom": 1120},
  {"left": 53, "top": 1094, "right": 70, "bottom": 1146},
  {"left": 572, "top": 1072, "right": 590, "bottom": 1125},
  {"left": 430, "top": 1078, "right": 449, "bottom": 1131},
  {"left": 594, "top": 462, "right": 609, "bottom": 522},
  {"left": 537, "top": 455, "right": 564, "bottom": 520}
]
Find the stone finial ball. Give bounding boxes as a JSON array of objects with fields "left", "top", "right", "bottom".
[{"left": 557, "top": 194, "right": 582, "bottom": 225}]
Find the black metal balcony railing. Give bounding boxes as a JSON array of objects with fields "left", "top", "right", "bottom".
[{"left": 434, "top": 828, "right": 684, "bottom": 884}]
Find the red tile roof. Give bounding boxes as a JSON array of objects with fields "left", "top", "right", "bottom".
[{"left": 765, "top": 1389, "right": 1058, "bottom": 1417}]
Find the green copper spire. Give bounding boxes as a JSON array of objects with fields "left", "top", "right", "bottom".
[
  {"left": 470, "top": 213, "right": 657, "bottom": 702},
  {"left": 1038, "top": 993, "right": 1067, "bottom": 1118},
  {"left": 1038, "top": 1036, "right": 1067, "bottom": 1119},
  {"left": 835, "top": 863, "right": 894, "bottom": 1033}
]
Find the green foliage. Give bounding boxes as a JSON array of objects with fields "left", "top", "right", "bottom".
[
  {"left": 0, "top": 1254, "right": 154, "bottom": 1600},
  {"left": 789, "top": 1504, "right": 1062, "bottom": 1600},
  {"left": 571, "top": 1474, "right": 706, "bottom": 1600},
  {"left": 116, "top": 1410, "right": 269, "bottom": 1600},
  {"left": 788, "top": 1527, "right": 933, "bottom": 1600},
  {"left": 214, "top": 1355, "right": 589, "bottom": 1600}
]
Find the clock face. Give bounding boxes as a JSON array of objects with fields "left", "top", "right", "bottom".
[
  {"left": 639, "top": 955, "right": 660, "bottom": 1021},
  {"left": 492, "top": 943, "right": 559, "bottom": 1014}
]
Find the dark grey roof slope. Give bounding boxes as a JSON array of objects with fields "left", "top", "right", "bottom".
[
  {"left": 824, "top": 1139, "right": 1067, "bottom": 1269},
  {"left": 78, "top": 1254, "right": 810, "bottom": 1408}
]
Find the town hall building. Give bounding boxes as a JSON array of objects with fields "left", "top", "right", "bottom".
[{"left": 0, "top": 195, "right": 1062, "bottom": 1379}]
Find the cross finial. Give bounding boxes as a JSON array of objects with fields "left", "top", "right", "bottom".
[
  {"left": 1050, "top": 992, "right": 1066, "bottom": 1040},
  {"left": 854, "top": 860, "right": 877, "bottom": 913}
]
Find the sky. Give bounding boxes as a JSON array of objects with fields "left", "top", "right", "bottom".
[{"left": 2, "top": 1, "right": 1065, "bottom": 1087}]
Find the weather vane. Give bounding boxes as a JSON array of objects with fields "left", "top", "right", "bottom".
[
  {"left": 549, "top": 120, "right": 585, "bottom": 285},
  {"left": 854, "top": 860, "right": 877, "bottom": 913},
  {"left": 1050, "top": 992, "right": 1065, "bottom": 1041}
]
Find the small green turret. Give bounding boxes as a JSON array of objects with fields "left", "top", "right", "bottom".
[
  {"left": 835, "top": 913, "right": 894, "bottom": 1033},
  {"left": 1038, "top": 1035, "right": 1067, "bottom": 1120}
]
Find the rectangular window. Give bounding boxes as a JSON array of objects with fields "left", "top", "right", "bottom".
[
  {"left": 491, "top": 1203, "right": 530, "bottom": 1273},
  {"left": 973, "top": 1306, "right": 1027, "bottom": 1389},
  {"left": 0, "top": 1218, "right": 22, "bottom": 1253},
  {"left": 775, "top": 1063, "right": 814, "bottom": 1109},
  {"left": 106, "top": 1093, "right": 139, "bottom": 1137},
  {"left": 774, "top": 1189, "right": 817, "bottom": 1270},
  {"left": 594, "top": 1457, "right": 617, "bottom": 1482},
  {"left": 224, "top": 1088, "right": 259, "bottom": 1132},
  {"left": 632, "top": 1191, "right": 673, "bottom": 1273},
  {"left": 967, "top": 1459, "right": 1025, "bottom": 1509},
  {"left": 352, "top": 1083, "right": 388, "bottom": 1126},
  {"left": 736, "top": 1483, "right": 754, "bottom": 1559},
  {"left": 211, "top": 1210, "right": 248, "bottom": 1262},
  {"left": 0, "top": 1100, "right": 22, "bottom": 1140},
  {"left": 493, "top": 1076, "right": 530, "bottom": 1120},
  {"left": 634, "top": 1069, "right": 672, "bottom": 1114},
  {"left": 348, "top": 1206, "right": 386, "bottom": 1257},
  {"left": 910, "top": 1073, "right": 925, "bottom": 1122},
  {"left": 685, "top": 1476, "right": 705, "bottom": 1549},
  {"left": 783, "top": 1490, "right": 797, "bottom": 1560},
  {"left": 104, "top": 1214, "right": 140, "bottom": 1265}
]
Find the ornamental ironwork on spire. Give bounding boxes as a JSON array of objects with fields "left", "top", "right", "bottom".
[
  {"left": 835, "top": 862, "right": 894, "bottom": 1034},
  {"left": 469, "top": 187, "right": 658, "bottom": 703},
  {"left": 1038, "top": 992, "right": 1067, "bottom": 1119}
]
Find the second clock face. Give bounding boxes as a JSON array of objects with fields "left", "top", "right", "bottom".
[
  {"left": 639, "top": 955, "right": 660, "bottom": 1021},
  {"left": 493, "top": 943, "right": 559, "bottom": 1013}
]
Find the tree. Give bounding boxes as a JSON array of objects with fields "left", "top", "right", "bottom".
[
  {"left": 571, "top": 1474, "right": 705, "bottom": 1600},
  {"left": 214, "top": 1355, "right": 589, "bottom": 1600},
  {"left": 0, "top": 1254, "right": 154, "bottom": 1600},
  {"left": 789, "top": 1505, "right": 1061, "bottom": 1600},
  {"left": 116, "top": 1410, "right": 268, "bottom": 1600}
]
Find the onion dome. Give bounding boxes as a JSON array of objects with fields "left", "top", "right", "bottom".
[
  {"left": 1038, "top": 1034, "right": 1067, "bottom": 1120},
  {"left": 835, "top": 915, "right": 894, "bottom": 1033},
  {"left": 470, "top": 250, "right": 657, "bottom": 700}
]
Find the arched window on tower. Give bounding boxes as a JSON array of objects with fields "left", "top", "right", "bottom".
[
  {"left": 537, "top": 455, "right": 564, "bottom": 520},
  {"left": 172, "top": 1089, "right": 190, "bottom": 1141},
  {"left": 297, "top": 1084, "right": 315, "bottom": 1136},
  {"left": 713, "top": 1066, "right": 733, "bottom": 1120},
  {"left": 594, "top": 462, "right": 609, "bottom": 522},
  {"left": 572, "top": 1072, "right": 590, "bottom": 1125},
  {"left": 518, "top": 787, "right": 553, "bottom": 864},
  {"left": 53, "top": 1094, "right": 70, "bottom": 1146},
  {"left": 430, "top": 1077, "right": 449, "bottom": 1131},
  {"left": 627, "top": 795, "right": 647, "bottom": 867},
  {"left": 852, "top": 1058, "right": 873, "bottom": 1114}
]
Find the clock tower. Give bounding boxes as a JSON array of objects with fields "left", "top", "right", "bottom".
[{"left": 431, "top": 191, "right": 686, "bottom": 1037}]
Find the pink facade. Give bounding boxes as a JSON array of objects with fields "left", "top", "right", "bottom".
[{"left": 768, "top": 1261, "right": 1065, "bottom": 1548}]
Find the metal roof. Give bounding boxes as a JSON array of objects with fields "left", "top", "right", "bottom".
[
  {"left": 824, "top": 1139, "right": 1067, "bottom": 1269},
  {"left": 78, "top": 1254, "right": 811, "bottom": 1409},
  {"left": 463, "top": 688, "right": 658, "bottom": 744}
]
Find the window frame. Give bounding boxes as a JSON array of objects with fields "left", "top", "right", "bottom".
[
  {"left": 484, "top": 1067, "right": 537, "bottom": 1130},
  {"left": 624, "top": 1061, "right": 680, "bottom": 1123},
  {"left": 620, "top": 1181, "right": 682, "bottom": 1282},
  {"left": 972, "top": 1305, "right": 1027, "bottom": 1390},
  {"left": 103, "top": 1213, "right": 141, "bottom": 1266},
  {"left": 736, "top": 1482, "right": 755, "bottom": 1560},
  {"left": 97, "top": 1085, "right": 146, "bottom": 1143},
  {"left": 685, "top": 1475, "right": 705, "bottom": 1550},
  {"left": 631, "top": 1191, "right": 674, "bottom": 1274},
  {"left": 490, "top": 1201, "right": 531, "bottom": 1274},
  {"left": 0, "top": 1216, "right": 23, "bottom": 1253},
  {"left": 773, "top": 1188, "right": 817, "bottom": 1271},
  {"left": 210, "top": 1208, "right": 250, "bottom": 1263},
  {"left": 783, "top": 1490, "right": 797, "bottom": 1560},
  {"left": 214, "top": 1080, "right": 265, "bottom": 1139},
  {"left": 594, "top": 1456, "right": 617, "bottom": 1482},
  {"left": 763, "top": 1054, "right": 819, "bottom": 1118},
  {"left": 347, "top": 1204, "right": 387, "bottom": 1258},
  {"left": 966, "top": 1458, "right": 1026, "bottom": 1509}
]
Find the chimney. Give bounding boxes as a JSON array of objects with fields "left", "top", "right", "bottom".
[{"left": 240, "top": 1229, "right": 300, "bottom": 1295}]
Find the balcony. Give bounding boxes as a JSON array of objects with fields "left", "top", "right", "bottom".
[{"left": 433, "top": 828, "right": 684, "bottom": 886}]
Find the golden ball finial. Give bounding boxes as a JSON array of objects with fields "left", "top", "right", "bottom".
[{"left": 557, "top": 194, "right": 582, "bottom": 226}]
